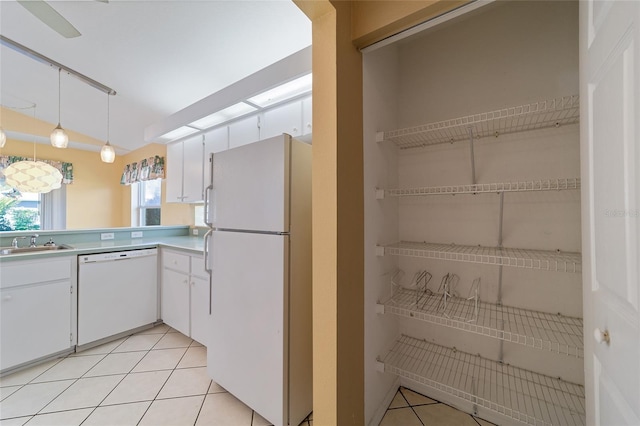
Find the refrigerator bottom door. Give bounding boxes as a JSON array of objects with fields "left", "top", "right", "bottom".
[{"left": 208, "top": 231, "right": 288, "bottom": 426}]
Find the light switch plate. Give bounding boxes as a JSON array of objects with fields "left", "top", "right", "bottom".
[
  {"left": 131, "top": 231, "right": 143, "bottom": 238},
  {"left": 101, "top": 233, "right": 115, "bottom": 240}
]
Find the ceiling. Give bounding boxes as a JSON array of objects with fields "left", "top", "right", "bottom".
[{"left": 0, "top": 0, "right": 311, "bottom": 155}]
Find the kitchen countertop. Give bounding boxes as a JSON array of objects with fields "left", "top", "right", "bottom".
[{"left": 0, "top": 235, "right": 205, "bottom": 262}]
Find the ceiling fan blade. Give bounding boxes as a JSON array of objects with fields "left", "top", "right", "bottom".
[{"left": 17, "top": 0, "right": 81, "bottom": 38}]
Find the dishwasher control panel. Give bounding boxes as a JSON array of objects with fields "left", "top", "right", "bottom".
[{"left": 78, "top": 248, "right": 157, "bottom": 263}]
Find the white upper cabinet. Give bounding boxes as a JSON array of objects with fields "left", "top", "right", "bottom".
[
  {"left": 182, "top": 136, "right": 205, "bottom": 203},
  {"left": 166, "top": 140, "right": 185, "bottom": 203},
  {"left": 229, "top": 115, "right": 260, "bottom": 149},
  {"left": 166, "top": 135, "right": 204, "bottom": 203},
  {"left": 261, "top": 100, "right": 303, "bottom": 140}
]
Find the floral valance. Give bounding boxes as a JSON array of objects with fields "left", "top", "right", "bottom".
[
  {"left": 121, "top": 155, "right": 165, "bottom": 185},
  {"left": 0, "top": 155, "right": 73, "bottom": 184}
]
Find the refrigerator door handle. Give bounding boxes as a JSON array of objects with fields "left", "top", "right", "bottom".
[
  {"left": 204, "top": 184, "right": 214, "bottom": 227},
  {"left": 204, "top": 153, "right": 215, "bottom": 227},
  {"left": 203, "top": 229, "right": 213, "bottom": 314}
]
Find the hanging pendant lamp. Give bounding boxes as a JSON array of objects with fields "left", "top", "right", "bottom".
[
  {"left": 100, "top": 93, "right": 115, "bottom": 163},
  {"left": 5, "top": 105, "right": 62, "bottom": 193},
  {"left": 50, "top": 68, "right": 69, "bottom": 148}
]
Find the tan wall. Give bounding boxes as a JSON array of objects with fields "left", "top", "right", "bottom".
[
  {"left": 0, "top": 139, "right": 124, "bottom": 230},
  {"left": 1, "top": 106, "right": 193, "bottom": 229}
]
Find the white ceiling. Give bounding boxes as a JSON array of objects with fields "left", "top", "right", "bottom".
[{"left": 0, "top": 0, "right": 311, "bottom": 154}]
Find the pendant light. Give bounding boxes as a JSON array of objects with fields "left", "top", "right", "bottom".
[
  {"left": 100, "top": 93, "right": 115, "bottom": 163},
  {"left": 50, "top": 68, "right": 69, "bottom": 148},
  {"left": 5, "top": 105, "right": 62, "bottom": 193}
]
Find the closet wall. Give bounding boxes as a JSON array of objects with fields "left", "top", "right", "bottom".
[{"left": 364, "top": 2, "right": 583, "bottom": 425}]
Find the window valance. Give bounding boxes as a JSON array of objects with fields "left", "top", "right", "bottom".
[
  {"left": 121, "top": 156, "right": 165, "bottom": 185},
  {"left": 0, "top": 155, "right": 74, "bottom": 184}
]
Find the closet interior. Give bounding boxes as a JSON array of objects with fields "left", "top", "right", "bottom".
[{"left": 363, "top": 2, "right": 584, "bottom": 425}]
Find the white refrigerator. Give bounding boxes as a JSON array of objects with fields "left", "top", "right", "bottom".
[{"left": 204, "top": 134, "right": 312, "bottom": 426}]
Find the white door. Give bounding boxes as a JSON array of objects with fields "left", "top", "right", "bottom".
[
  {"left": 580, "top": 1, "right": 640, "bottom": 425},
  {"left": 212, "top": 135, "right": 289, "bottom": 233},
  {"left": 208, "top": 230, "right": 287, "bottom": 426}
]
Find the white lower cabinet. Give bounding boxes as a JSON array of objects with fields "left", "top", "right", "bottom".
[
  {"left": 0, "top": 257, "right": 76, "bottom": 373},
  {"left": 160, "top": 249, "right": 209, "bottom": 345}
]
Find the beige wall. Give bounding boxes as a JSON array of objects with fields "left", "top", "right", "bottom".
[
  {"left": 351, "top": 0, "right": 469, "bottom": 48},
  {"left": 1, "top": 106, "right": 193, "bottom": 229},
  {"left": 1, "top": 106, "right": 124, "bottom": 229},
  {"left": 294, "top": 1, "right": 465, "bottom": 424}
]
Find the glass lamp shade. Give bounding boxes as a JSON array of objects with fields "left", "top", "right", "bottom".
[
  {"left": 3, "top": 160, "right": 62, "bottom": 193},
  {"left": 100, "top": 141, "right": 116, "bottom": 163},
  {"left": 0, "top": 128, "right": 6, "bottom": 148},
  {"left": 50, "top": 123, "right": 69, "bottom": 148}
]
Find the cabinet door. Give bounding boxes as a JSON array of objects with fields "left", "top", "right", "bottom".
[
  {"left": 182, "top": 136, "right": 205, "bottom": 203},
  {"left": 302, "top": 96, "right": 312, "bottom": 136},
  {"left": 161, "top": 268, "right": 190, "bottom": 336},
  {"left": 203, "top": 127, "right": 229, "bottom": 194},
  {"left": 1, "top": 281, "right": 71, "bottom": 371},
  {"left": 190, "top": 275, "right": 209, "bottom": 346},
  {"left": 166, "top": 141, "right": 184, "bottom": 203},
  {"left": 261, "top": 101, "right": 302, "bottom": 140},
  {"left": 229, "top": 115, "right": 259, "bottom": 149}
]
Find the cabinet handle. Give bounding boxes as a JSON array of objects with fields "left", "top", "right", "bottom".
[
  {"left": 2, "top": 295, "right": 12, "bottom": 301},
  {"left": 594, "top": 328, "right": 610, "bottom": 345}
]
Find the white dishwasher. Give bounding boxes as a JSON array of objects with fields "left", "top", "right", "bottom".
[{"left": 78, "top": 248, "right": 158, "bottom": 346}]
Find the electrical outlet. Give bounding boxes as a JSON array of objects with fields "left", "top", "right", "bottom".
[
  {"left": 131, "top": 231, "right": 143, "bottom": 238},
  {"left": 100, "top": 233, "right": 115, "bottom": 240},
  {"left": 192, "top": 229, "right": 198, "bottom": 236}
]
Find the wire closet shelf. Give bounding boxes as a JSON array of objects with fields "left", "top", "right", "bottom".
[
  {"left": 380, "top": 287, "right": 583, "bottom": 358},
  {"left": 381, "top": 335, "right": 586, "bottom": 426},
  {"left": 377, "top": 242, "right": 582, "bottom": 273},
  {"left": 377, "top": 95, "right": 580, "bottom": 149},
  {"left": 378, "top": 178, "right": 581, "bottom": 198}
]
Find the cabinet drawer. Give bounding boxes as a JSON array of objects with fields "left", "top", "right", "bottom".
[
  {"left": 191, "top": 256, "right": 208, "bottom": 279},
  {"left": 0, "top": 258, "right": 72, "bottom": 289},
  {"left": 162, "top": 251, "right": 190, "bottom": 273}
]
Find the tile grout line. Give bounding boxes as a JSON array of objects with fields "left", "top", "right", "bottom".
[
  {"left": 192, "top": 378, "right": 215, "bottom": 425},
  {"left": 398, "top": 387, "right": 425, "bottom": 426}
]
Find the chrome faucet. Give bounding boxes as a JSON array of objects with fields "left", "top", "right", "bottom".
[
  {"left": 11, "top": 236, "right": 26, "bottom": 248},
  {"left": 29, "top": 234, "right": 39, "bottom": 247}
]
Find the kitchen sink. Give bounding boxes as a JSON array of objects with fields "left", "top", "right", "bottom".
[{"left": 0, "top": 244, "right": 73, "bottom": 255}]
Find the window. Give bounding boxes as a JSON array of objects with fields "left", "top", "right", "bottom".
[
  {"left": 0, "top": 187, "right": 66, "bottom": 231},
  {"left": 132, "top": 179, "right": 161, "bottom": 226}
]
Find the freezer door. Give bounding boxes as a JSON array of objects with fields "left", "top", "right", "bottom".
[
  {"left": 208, "top": 230, "right": 288, "bottom": 426},
  {"left": 211, "top": 134, "right": 290, "bottom": 233}
]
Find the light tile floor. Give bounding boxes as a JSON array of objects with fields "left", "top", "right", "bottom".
[
  {"left": 0, "top": 325, "right": 492, "bottom": 426},
  {"left": 380, "top": 387, "right": 496, "bottom": 426}
]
